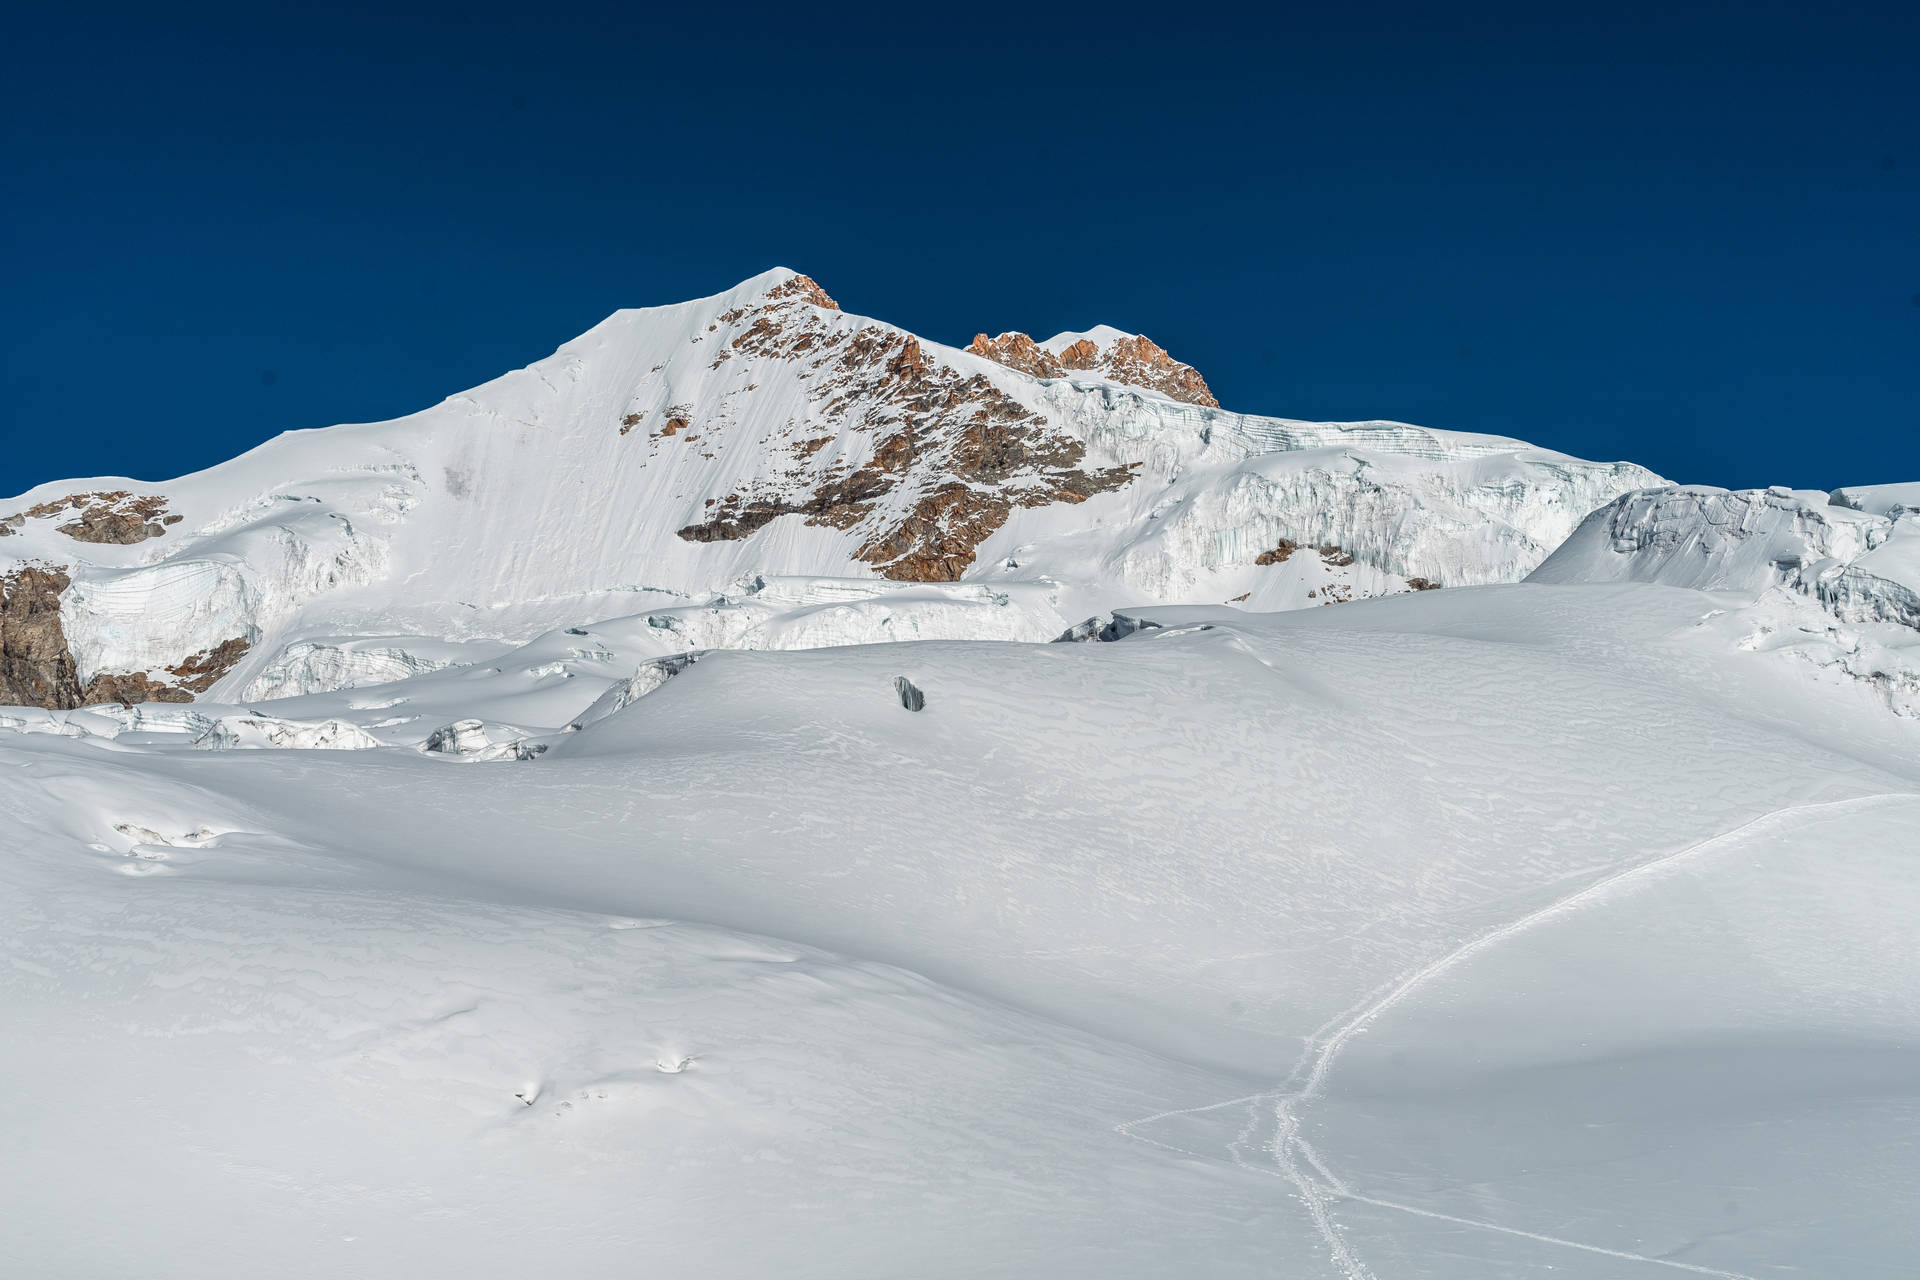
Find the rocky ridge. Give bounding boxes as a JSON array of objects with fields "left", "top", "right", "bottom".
[
  {"left": 673, "top": 282, "right": 1136, "bottom": 580},
  {"left": 1, "top": 268, "right": 1665, "bottom": 712},
  {"left": 1, "top": 491, "right": 184, "bottom": 544},
  {"left": 968, "top": 329, "right": 1218, "bottom": 407}
]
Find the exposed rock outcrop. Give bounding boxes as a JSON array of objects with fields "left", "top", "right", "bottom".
[
  {"left": 78, "top": 636, "right": 250, "bottom": 705},
  {"left": 160, "top": 637, "right": 252, "bottom": 694},
  {"left": 81, "top": 670, "right": 195, "bottom": 706},
  {"left": 676, "top": 280, "right": 1136, "bottom": 581},
  {"left": 969, "top": 330, "right": 1218, "bottom": 407},
  {"left": 1090, "top": 334, "right": 1218, "bottom": 408},
  {"left": 1255, "top": 541, "right": 1358, "bottom": 569},
  {"left": 0, "top": 564, "right": 248, "bottom": 709},
  {"left": 1255, "top": 540, "right": 1300, "bottom": 566},
  {"left": 762, "top": 273, "right": 839, "bottom": 311},
  {"left": 0, "top": 566, "right": 84, "bottom": 707},
  {"left": 967, "top": 332, "right": 1064, "bottom": 379},
  {"left": 2, "top": 492, "right": 183, "bottom": 544}
]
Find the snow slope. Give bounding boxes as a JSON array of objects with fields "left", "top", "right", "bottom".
[
  {"left": 4, "top": 582, "right": 1918, "bottom": 1277},
  {"left": 1, "top": 269, "right": 1660, "bottom": 705},
  {"left": 1533, "top": 483, "right": 1920, "bottom": 714},
  {"left": 1533, "top": 483, "right": 1920, "bottom": 626}
]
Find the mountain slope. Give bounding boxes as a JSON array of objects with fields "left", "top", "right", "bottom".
[{"left": 1, "top": 268, "right": 1661, "bottom": 709}]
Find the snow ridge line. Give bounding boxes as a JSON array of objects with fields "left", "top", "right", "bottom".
[{"left": 1117, "top": 792, "right": 1915, "bottom": 1279}]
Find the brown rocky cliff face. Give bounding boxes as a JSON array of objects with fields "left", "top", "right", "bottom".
[
  {"left": 0, "top": 565, "right": 250, "bottom": 709},
  {"left": 1101, "top": 335, "right": 1218, "bottom": 408},
  {"left": 80, "top": 638, "right": 251, "bottom": 706},
  {"left": 674, "top": 279, "right": 1136, "bottom": 581},
  {"left": 1054, "top": 338, "right": 1101, "bottom": 370},
  {"left": 969, "top": 330, "right": 1218, "bottom": 408},
  {"left": 59, "top": 508, "right": 171, "bottom": 544},
  {"left": 763, "top": 274, "right": 839, "bottom": 311},
  {"left": 854, "top": 484, "right": 1012, "bottom": 582},
  {"left": 967, "top": 333, "right": 1063, "bottom": 379},
  {"left": 0, "top": 566, "right": 85, "bottom": 707}
]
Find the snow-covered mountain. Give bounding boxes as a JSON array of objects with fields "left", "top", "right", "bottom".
[
  {"left": 6, "top": 270, "right": 1920, "bottom": 1280},
  {"left": 1, "top": 268, "right": 1660, "bottom": 710}
]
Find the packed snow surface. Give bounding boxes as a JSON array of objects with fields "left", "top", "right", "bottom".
[{"left": 6, "top": 582, "right": 1920, "bottom": 1277}]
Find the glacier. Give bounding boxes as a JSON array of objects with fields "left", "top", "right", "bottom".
[{"left": 1533, "top": 482, "right": 1920, "bottom": 715}]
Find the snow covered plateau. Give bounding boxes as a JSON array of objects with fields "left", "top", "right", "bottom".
[{"left": 3, "top": 270, "right": 1917, "bottom": 1278}]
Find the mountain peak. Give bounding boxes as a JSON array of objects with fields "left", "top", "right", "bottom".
[
  {"left": 968, "top": 327, "right": 1218, "bottom": 408},
  {"left": 761, "top": 270, "right": 839, "bottom": 311},
  {"left": 1, "top": 268, "right": 1666, "bottom": 713}
]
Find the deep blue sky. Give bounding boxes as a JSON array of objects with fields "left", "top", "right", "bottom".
[{"left": 5, "top": 0, "right": 1915, "bottom": 495}]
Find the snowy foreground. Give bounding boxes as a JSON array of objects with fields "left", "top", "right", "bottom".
[
  {"left": 4, "top": 272, "right": 1919, "bottom": 1276},
  {"left": 5, "top": 585, "right": 1918, "bottom": 1277}
]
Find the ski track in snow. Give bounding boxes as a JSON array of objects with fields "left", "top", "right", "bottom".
[{"left": 1117, "top": 792, "right": 1915, "bottom": 1280}]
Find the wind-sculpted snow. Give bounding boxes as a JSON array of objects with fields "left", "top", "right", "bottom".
[
  {"left": 242, "top": 636, "right": 492, "bottom": 701},
  {"left": 1533, "top": 483, "right": 1920, "bottom": 714},
  {"left": 1831, "top": 481, "right": 1920, "bottom": 520},
  {"left": 1532, "top": 485, "right": 1914, "bottom": 608},
  {"left": 4, "top": 582, "right": 1919, "bottom": 1276},
  {"left": 0, "top": 268, "right": 1658, "bottom": 709}
]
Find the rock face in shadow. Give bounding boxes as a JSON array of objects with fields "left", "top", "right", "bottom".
[
  {"left": 893, "top": 675, "right": 926, "bottom": 712},
  {"left": 0, "top": 566, "right": 84, "bottom": 707}
]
